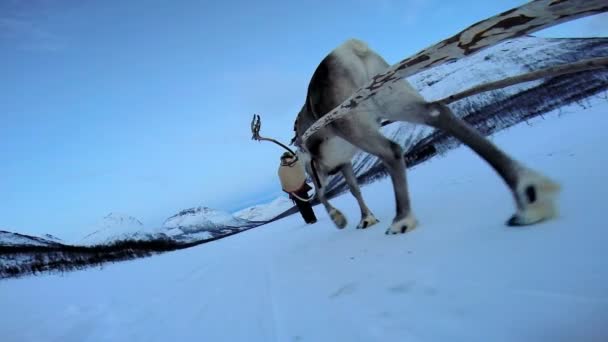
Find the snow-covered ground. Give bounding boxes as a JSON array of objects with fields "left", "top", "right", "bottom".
[{"left": 1, "top": 99, "right": 607, "bottom": 341}]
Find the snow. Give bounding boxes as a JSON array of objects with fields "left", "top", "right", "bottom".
[
  {"left": 1, "top": 99, "right": 608, "bottom": 341},
  {"left": 175, "top": 230, "right": 213, "bottom": 241},
  {"left": 233, "top": 196, "right": 294, "bottom": 221}
]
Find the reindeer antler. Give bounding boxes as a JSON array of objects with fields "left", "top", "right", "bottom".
[
  {"left": 251, "top": 114, "right": 262, "bottom": 141},
  {"left": 250, "top": 114, "right": 296, "bottom": 155}
]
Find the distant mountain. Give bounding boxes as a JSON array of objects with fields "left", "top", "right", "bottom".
[
  {"left": 42, "top": 234, "right": 63, "bottom": 243},
  {"left": 0, "top": 230, "right": 64, "bottom": 247},
  {"left": 163, "top": 206, "right": 248, "bottom": 231},
  {"left": 233, "top": 197, "right": 294, "bottom": 222},
  {"left": 161, "top": 206, "right": 254, "bottom": 243},
  {"left": 80, "top": 213, "right": 164, "bottom": 246}
]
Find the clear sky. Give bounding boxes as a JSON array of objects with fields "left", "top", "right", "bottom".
[{"left": 1, "top": 0, "right": 607, "bottom": 240}]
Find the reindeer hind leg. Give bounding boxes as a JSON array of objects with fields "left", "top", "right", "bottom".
[
  {"left": 340, "top": 163, "right": 379, "bottom": 229},
  {"left": 423, "top": 102, "right": 561, "bottom": 226}
]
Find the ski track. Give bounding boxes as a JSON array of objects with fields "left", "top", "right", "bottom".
[{"left": 2, "top": 99, "right": 608, "bottom": 341}]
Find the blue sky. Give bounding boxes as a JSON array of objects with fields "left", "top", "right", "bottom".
[{"left": 1, "top": 0, "right": 606, "bottom": 240}]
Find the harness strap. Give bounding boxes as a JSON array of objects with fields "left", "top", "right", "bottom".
[
  {"left": 289, "top": 187, "right": 316, "bottom": 202},
  {"left": 310, "top": 159, "right": 321, "bottom": 189}
]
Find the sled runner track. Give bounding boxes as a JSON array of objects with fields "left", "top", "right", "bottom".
[{"left": 264, "top": 265, "right": 280, "bottom": 342}]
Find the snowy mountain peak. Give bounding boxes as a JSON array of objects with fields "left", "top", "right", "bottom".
[
  {"left": 163, "top": 206, "right": 247, "bottom": 232},
  {"left": 101, "top": 212, "right": 144, "bottom": 227},
  {"left": 42, "top": 234, "right": 63, "bottom": 242},
  {"left": 233, "top": 196, "right": 294, "bottom": 222},
  {"left": 80, "top": 213, "right": 150, "bottom": 246}
]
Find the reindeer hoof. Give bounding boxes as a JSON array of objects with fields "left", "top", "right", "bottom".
[
  {"left": 506, "top": 214, "right": 537, "bottom": 226},
  {"left": 506, "top": 205, "right": 555, "bottom": 226},
  {"left": 507, "top": 171, "right": 561, "bottom": 227},
  {"left": 329, "top": 209, "right": 347, "bottom": 229},
  {"left": 385, "top": 214, "right": 417, "bottom": 235},
  {"left": 356, "top": 214, "right": 379, "bottom": 229}
]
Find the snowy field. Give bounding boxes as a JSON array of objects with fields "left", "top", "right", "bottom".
[{"left": 1, "top": 99, "right": 607, "bottom": 342}]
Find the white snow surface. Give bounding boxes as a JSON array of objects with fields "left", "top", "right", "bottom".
[
  {"left": 233, "top": 196, "right": 294, "bottom": 221},
  {"left": 1, "top": 100, "right": 608, "bottom": 341},
  {"left": 79, "top": 213, "right": 150, "bottom": 246}
]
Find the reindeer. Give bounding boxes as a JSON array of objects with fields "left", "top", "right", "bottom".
[
  {"left": 251, "top": 0, "right": 608, "bottom": 235},
  {"left": 291, "top": 38, "right": 562, "bottom": 235}
]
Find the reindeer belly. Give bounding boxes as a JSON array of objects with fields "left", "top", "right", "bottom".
[{"left": 318, "top": 136, "right": 358, "bottom": 172}]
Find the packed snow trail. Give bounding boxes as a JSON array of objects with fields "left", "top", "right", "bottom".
[{"left": 2, "top": 99, "right": 608, "bottom": 341}]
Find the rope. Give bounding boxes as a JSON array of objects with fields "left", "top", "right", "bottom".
[{"left": 289, "top": 187, "right": 316, "bottom": 202}]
